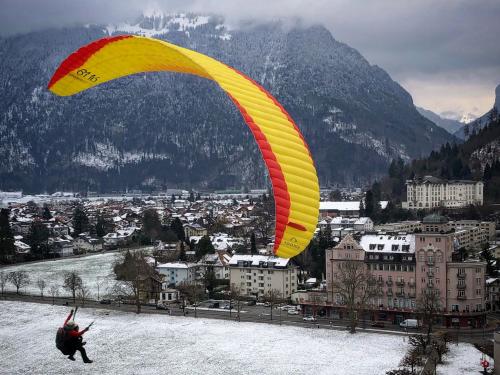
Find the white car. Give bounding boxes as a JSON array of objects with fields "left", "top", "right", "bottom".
[
  {"left": 287, "top": 309, "right": 299, "bottom": 315},
  {"left": 302, "top": 315, "right": 316, "bottom": 322}
]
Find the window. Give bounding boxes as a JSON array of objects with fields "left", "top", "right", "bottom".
[
  {"left": 458, "top": 290, "right": 465, "bottom": 297},
  {"left": 476, "top": 289, "right": 482, "bottom": 296}
]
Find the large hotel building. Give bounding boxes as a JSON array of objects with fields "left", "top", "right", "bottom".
[{"left": 299, "top": 214, "right": 487, "bottom": 328}]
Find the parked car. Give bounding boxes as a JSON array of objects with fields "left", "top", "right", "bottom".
[
  {"left": 399, "top": 319, "right": 420, "bottom": 329},
  {"left": 99, "top": 299, "right": 112, "bottom": 304},
  {"left": 246, "top": 300, "right": 256, "bottom": 306},
  {"left": 302, "top": 315, "right": 316, "bottom": 322},
  {"left": 156, "top": 304, "right": 170, "bottom": 311},
  {"left": 370, "top": 321, "right": 385, "bottom": 328},
  {"left": 287, "top": 309, "right": 300, "bottom": 315},
  {"left": 264, "top": 302, "right": 271, "bottom": 307}
]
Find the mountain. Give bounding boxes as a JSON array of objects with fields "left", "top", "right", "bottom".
[
  {"left": 454, "top": 84, "right": 500, "bottom": 139},
  {"left": 416, "top": 106, "right": 464, "bottom": 135},
  {"left": 0, "top": 13, "right": 455, "bottom": 193}
]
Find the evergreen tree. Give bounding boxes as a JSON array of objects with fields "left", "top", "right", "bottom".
[
  {"left": 250, "top": 232, "right": 257, "bottom": 255},
  {"left": 27, "top": 221, "right": 50, "bottom": 259},
  {"left": 143, "top": 209, "right": 162, "bottom": 241},
  {"left": 171, "top": 194, "right": 176, "bottom": 204},
  {"left": 95, "top": 215, "right": 107, "bottom": 238},
  {"left": 189, "top": 191, "right": 195, "bottom": 202},
  {"left": 196, "top": 235, "right": 215, "bottom": 259},
  {"left": 179, "top": 241, "right": 186, "bottom": 261},
  {"left": 42, "top": 205, "right": 52, "bottom": 221},
  {"left": 170, "top": 218, "right": 185, "bottom": 243},
  {"left": 364, "top": 190, "right": 375, "bottom": 218},
  {"left": 0, "top": 209, "right": 15, "bottom": 263},
  {"left": 72, "top": 205, "right": 89, "bottom": 235}
]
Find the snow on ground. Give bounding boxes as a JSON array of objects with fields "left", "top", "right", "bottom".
[
  {"left": 0, "top": 301, "right": 406, "bottom": 375},
  {"left": 437, "top": 342, "right": 493, "bottom": 375},
  {"left": 1, "top": 252, "right": 120, "bottom": 297}
]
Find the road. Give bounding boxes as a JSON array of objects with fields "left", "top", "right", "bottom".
[{"left": 0, "top": 292, "right": 494, "bottom": 344}]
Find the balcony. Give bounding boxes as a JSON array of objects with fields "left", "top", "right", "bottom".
[
  {"left": 427, "top": 271, "right": 434, "bottom": 278},
  {"left": 426, "top": 259, "right": 434, "bottom": 265},
  {"left": 457, "top": 284, "right": 466, "bottom": 290},
  {"left": 457, "top": 295, "right": 466, "bottom": 300},
  {"left": 408, "top": 281, "right": 416, "bottom": 288},
  {"left": 427, "top": 282, "right": 435, "bottom": 288},
  {"left": 457, "top": 273, "right": 466, "bottom": 279},
  {"left": 377, "top": 280, "right": 384, "bottom": 286},
  {"left": 396, "top": 281, "right": 405, "bottom": 287},
  {"left": 386, "top": 290, "right": 393, "bottom": 296},
  {"left": 386, "top": 280, "right": 393, "bottom": 286},
  {"left": 396, "top": 291, "right": 406, "bottom": 298}
]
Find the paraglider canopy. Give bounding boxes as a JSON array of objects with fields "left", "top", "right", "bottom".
[{"left": 48, "top": 35, "right": 319, "bottom": 258}]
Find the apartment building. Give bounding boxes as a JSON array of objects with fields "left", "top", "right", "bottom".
[
  {"left": 403, "top": 176, "right": 483, "bottom": 209},
  {"left": 229, "top": 255, "right": 298, "bottom": 299},
  {"left": 156, "top": 262, "right": 198, "bottom": 286}
]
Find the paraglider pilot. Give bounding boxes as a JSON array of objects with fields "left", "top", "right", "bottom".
[{"left": 56, "top": 308, "right": 94, "bottom": 363}]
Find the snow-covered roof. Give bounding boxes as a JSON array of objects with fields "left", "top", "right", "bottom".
[
  {"left": 486, "top": 278, "right": 498, "bottom": 285},
  {"left": 229, "top": 255, "right": 289, "bottom": 268},
  {"left": 360, "top": 234, "right": 415, "bottom": 253},
  {"left": 320, "top": 201, "right": 388, "bottom": 211},
  {"left": 157, "top": 262, "right": 197, "bottom": 269}
]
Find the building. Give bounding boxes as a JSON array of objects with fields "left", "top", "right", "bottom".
[
  {"left": 197, "top": 251, "right": 231, "bottom": 280},
  {"left": 158, "top": 287, "right": 179, "bottom": 305},
  {"left": 156, "top": 262, "right": 198, "bottom": 286},
  {"left": 403, "top": 175, "right": 483, "bottom": 209},
  {"left": 302, "top": 214, "right": 487, "bottom": 327},
  {"left": 184, "top": 223, "right": 208, "bottom": 238},
  {"left": 329, "top": 216, "right": 374, "bottom": 231},
  {"left": 228, "top": 255, "right": 298, "bottom": 300},
  {"left": 319, "top": 201, "right": 388, "bottom": 218}
]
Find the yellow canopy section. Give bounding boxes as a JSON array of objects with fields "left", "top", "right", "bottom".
[{"left": 48, "top": 35, "right": 319, "bottom": 258}]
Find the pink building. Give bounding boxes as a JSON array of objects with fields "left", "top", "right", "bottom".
[{"left": 302, "top": 214, "right": 486, "bottom": 328}]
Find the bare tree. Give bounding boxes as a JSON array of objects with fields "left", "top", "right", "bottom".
[
  {"left": 228, "top": 283, "right": 242, "bottom": 320},
  {"left": 63, "top": 271, "right": 83, "bottom": 303},
  {"left": 416, "top": 289, "right": 441, "bottom": 346},
  {"left": 177, "top": 281, "right": 205, "bottom": 318},
  {"left": 113, "top": 250, "right": 159, "bottom": 314},
  {"left": 49, "top": 284, "right": 59, "bottom": 305},
  {"left": 399, "top": 347, "right": 423, "bottom": 374},
  {"left": 77, "top": 283, "right": 92, "bottom": 307},
  {"left": 9, "top": 271, "right": 30, "bottom": 295},
  {"left": 263, "top": 288, "right": 282, "bottom": 321},
  {"left": 331, "top": 260, "right": 376, "bottom": 333},
  {"left": 251, "top": 199, "right": 274, "bottom": 245},
  {"left": 37, "top": 278, "right": 46, "bottom": 299},
  {"left": 0, "top": 271, "right": 8, "bottom": 297},
  {"left": 408, "top": 334, "right": 429, "bottom": 354}
]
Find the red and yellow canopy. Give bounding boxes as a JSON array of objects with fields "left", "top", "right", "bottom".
[{"left": 48, "top": 35, "right": 319, "bottom": 258}]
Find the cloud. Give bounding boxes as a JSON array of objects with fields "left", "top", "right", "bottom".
[{"left": 1, "top": 0, "right": 499, "bottom": 116}]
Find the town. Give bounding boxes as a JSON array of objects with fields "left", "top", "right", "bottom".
[{"left": 1, "top": 176, "right": 498, "bottom": 331}]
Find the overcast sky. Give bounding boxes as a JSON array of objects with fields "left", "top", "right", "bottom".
[{"left": 1, "top": 0, "right": 499, "bottom": 120}]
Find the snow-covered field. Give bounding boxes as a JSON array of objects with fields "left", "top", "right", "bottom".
[
  {"left": 0, "top": 301, "right": 487, "bottom": 375},
  {"left": 0, "top": 301, "right": 407, "bottom": 375},
  {"left": 1, "top": 252, "right": 121, "bottom": 297},
  {"left": 437, "top": 343, "right": 493, "bottom": 375}
]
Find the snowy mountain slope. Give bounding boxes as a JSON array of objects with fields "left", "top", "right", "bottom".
[
  {"left": 416, "top": 106, "right": 464, "bottom": 135},
  {"left": 454, "top": 84, "right": 500, "bottom": 139},
  {"left": 0, "top": 13, "right": 455, "bottom": 192}
]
